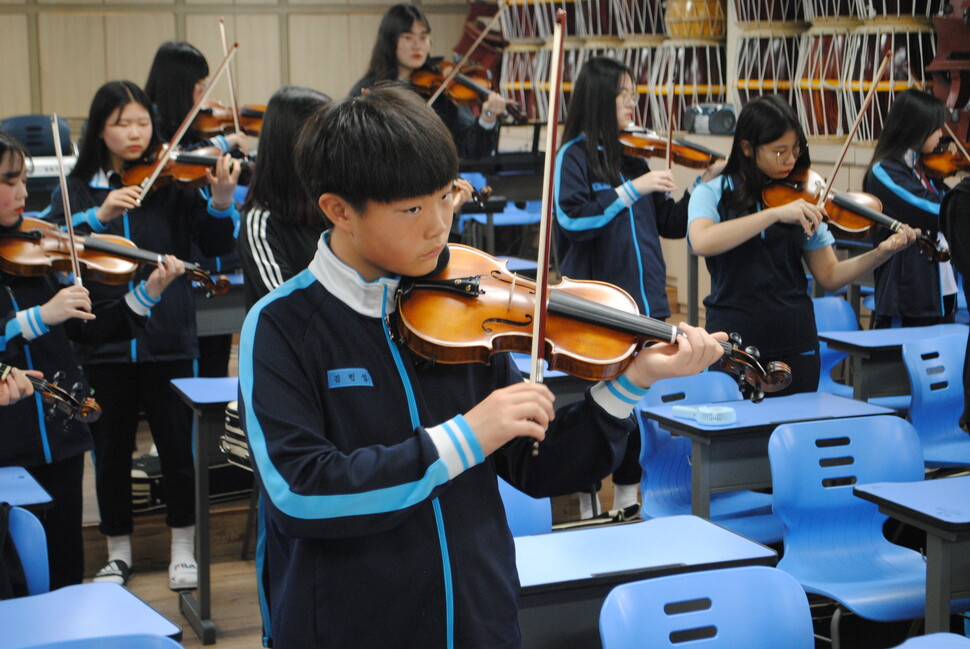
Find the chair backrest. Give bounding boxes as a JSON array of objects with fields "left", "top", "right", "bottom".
[
  {"left": 497, "top": 478, "right": 551, "bottom": 536},
  {"left": 812, "top": 296, "right": 859, "bottom": 332},
  {"left": 1, "top": 115, "right": 73, "bottom": 157},
  {"left": 812, "top": 297, "right": 859, "bottom": 397},
  {"left": 635, "top": 372, "right": 742, "bottom": 516},
  {"left": 901, "top": 332, "right": 970, "bottom": 450},
  {"left": 599, "top": 566, "right": 814, "bottom": 649},
  {"left": 24, "top": 634, "right": 183, "bottom": 649},
  {"left": 768, "top": 416, "right": 924, "bottom": 556},
  {"left": 7, "top": 505, "right": 49, "bottom": 595}
]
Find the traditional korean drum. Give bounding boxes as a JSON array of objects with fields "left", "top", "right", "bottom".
[
  {"left": 842, "top": 20, "right": 936, "bottom": 141},
  {"left": 852, "top": 0, "right": 943, "bottom": 20},
  {"left": 803, "top": 0, "right": 858, "bottom": 21},
  {"left": 500, "top": 48, "right": 546, "bottom": 121},
  {"left": 612, "top": 0, "right": 664, "bottom": 36},
  {"left": 731, "top": 0, "right": 802, "bottom": 23},
  {"left": 796, "top": 25, "right": 853, "bottom": 137},
  {"left": 649, "top": 41, "right": 728, "bottom": 134},
  {"left": 665, "top": 0, "right": 726, "bottom": 39},
  {"left": 734, "top": 31, "right": 803, "bottom": 109}
]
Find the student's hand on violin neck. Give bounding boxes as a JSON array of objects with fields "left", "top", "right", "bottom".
[
  {"left": 0, "top": 367, "right": 36, "bottom": 405},
  {"left": 144, "top": 254, "right": 186, "bottom": 299},
  {"left": 464, "top": 382, "right": 555, "bottom": 457},
  {"left": 878, "top": 223, "right": 918, "bottom": 255},
  {"left": 632, "top": 169, "right": 677, "bottom": 196},
  {"left": 98, "top": 186, "right": 144, "bottom": 224},
  {"left": 480, "top": 92, "right": 507, "bottom": 125},
  {"left": 623, "top": 325, "right": 727, "bottom": 390},
  {"left": 40, "top": 284, "right": 95, "bottom": 326},
  {"left": 206, "top": 153, "right": 241, "bottom": 210}
]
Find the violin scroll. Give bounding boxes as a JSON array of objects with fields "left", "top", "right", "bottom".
[
  {"left": 717, "top": 334, "right": 792, "bottom": 402},
  {"left": 190, "top": 269, "right": 231, "bottom": 297},
  {"left": 0, "top": 363, "right": 101, "bottom": 424}
]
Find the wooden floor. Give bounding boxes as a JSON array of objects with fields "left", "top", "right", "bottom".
[{"left": 127, "top": 561, "right": 263, "bottom": 649}]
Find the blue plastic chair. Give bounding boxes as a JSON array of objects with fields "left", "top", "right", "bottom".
[
  {"left": 7, "top": 505, "right": 49, "bottom": 595},
  {"left": 901, "top": 332, "right": 970, "bottom": 468},
  {"left": 497, "top": 477, "right": 551, "bottom": 536},
  {"left": 769, "top": 415, "right": 970, "bottom": 649},
  {"left": 813, "top": 297, "right": 859, "bottom": 398},
  {"left": 599, "top": 566, "right": 814, "bottom": 649},
  {"left": 636, "top": 372, "right": 783, "bottom": 544},
  {"left": 23, "top": 634, "right": 182, "bottom": 649},
  {"left": 812, "top": 296, "right": 910, "bottom": 413},
  {"left": 890, "top": 633, "right": 970, "bottom": 648}
]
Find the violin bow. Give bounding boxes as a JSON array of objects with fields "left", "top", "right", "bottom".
[
  {"left": 527, "top": 9, "right": 566, "bottom": 456},
  {"left": 943, "top": 121, "right": 970, "bottom": 166},
  {"left": 426, "top": 0, "right": 508, "bottom": 107},
  {"left": 50, "top": 114, "right": 83, "bottom": 287},
  {"left": 817, "top": 51, "right": 892, "bottom": 208},
  {"left": 665, "top": 55, "right": 675, "bottom": 170},
  {"left": 219, "top": 17, "right": 243, "bottom": 137},
  {"left": 139, "top": 43, "right": 239, "bottom": 196}
]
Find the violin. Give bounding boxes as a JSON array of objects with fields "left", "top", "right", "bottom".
[
  {"left": 0, "top": 362, "right": 100, "bottom": 423},
  {"left": 192, "top": 100, "right": 265, "bottom": 137},
  {"left": 761, "top": 168, "right": 949, "bottom": 263},
  {"left": 121, "top": 144, "right": 253, "bottom": 191},
  {"left": 0, "top": 217, "right": 230, "bottom": 296},
  {"left": 397, "top": 245, "right": 792, "bottom": 401},
  {"left": 920, "top": 149, "right": 970, "bottom": 180},
  {"left": 619, "top": 129, "right": 725, "bottom": 170},
  {"left": 411, "top": 60, "right": 526, "bottom": 124}
]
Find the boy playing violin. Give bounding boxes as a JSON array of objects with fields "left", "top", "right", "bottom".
[
  {"left": 0, "top": 128, "right": 184, "bottom": 589},
  {"left": 238, "top": 86, "right": 726, "bottom": 649}
]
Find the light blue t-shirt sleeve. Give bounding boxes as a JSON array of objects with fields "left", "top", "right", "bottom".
[{"left": 803, "top": 221, "right": 835, "bottom": 250}]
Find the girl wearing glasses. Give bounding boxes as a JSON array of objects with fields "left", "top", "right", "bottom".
[
  {"left": 553, "top": 56, "right": 722, "bottom": 516},
  {"left": 349, "top": 3, "right": 506, "bottom": 161},
  {"left": 863, "top": 89, "right": 955, "bottom": 328},
  {"left": 688, "top": 95, "right": 915, "bottom": 394}
]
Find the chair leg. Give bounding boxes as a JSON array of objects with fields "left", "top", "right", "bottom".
[
  {"left": 240, "top": 487, "right": 258, "bottom": 560},
  {"left": 830, "top": 606, "right": 843, "bottom": 649}
]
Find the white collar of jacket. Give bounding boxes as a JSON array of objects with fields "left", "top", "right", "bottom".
[{"left": 308, "top": 232, "right": 399, "bottom": 318}]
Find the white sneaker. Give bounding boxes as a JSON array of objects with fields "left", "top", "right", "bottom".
[{"left": 168, "top": 560, "right": 198, "bottom": 590}]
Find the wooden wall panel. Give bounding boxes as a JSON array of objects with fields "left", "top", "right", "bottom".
[
  {"left": 105, "top": 14, "right": 175, "bottom": 85},
  {"left": 289, "top": 14, "right": 357, "bottom": 99},
  {"left": 186, "top": 14, "right": 281, "bottom": 108},
  {"left": 0, "top": 15, "right": 30, "bottom": 117},
  {"left": 38, "top": 14, "right": 105, "bottom": 116}
]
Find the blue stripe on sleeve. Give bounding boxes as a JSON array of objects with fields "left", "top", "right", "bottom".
[
  {"left": 555, "top": 137, "right": 627, "bottom": 232},
  {"left": 872, "top": 162, "right": 941, "bottom": 216}
]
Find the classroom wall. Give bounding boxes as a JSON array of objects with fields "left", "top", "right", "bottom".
[{"left": 0, "top": 0, "right": 470, "bottom": 122}]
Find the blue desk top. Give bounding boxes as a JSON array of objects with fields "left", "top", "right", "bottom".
[
  {"left": 640, "top": 392, "right": 893, "bottom": 437},
  {"left": 0, "top": 582, "right": 181, "bottom": 648},
  {"left": 515, "top": 515, "right": 776, "bottom": 592},
  {"left": 170, "top": 377, "right": 238, "bottom": 408},
  {"left": 854, "top": 476, "right": 970, "bottom": 531},
  {"left": 511, "top": 353, "right": 569, "bottom": 380},
  {"left": 819, "top": 324, "right": 968, "bottom": 350},
  {"left": 0, "top": 466, "right": 52, "bottom": 508}
]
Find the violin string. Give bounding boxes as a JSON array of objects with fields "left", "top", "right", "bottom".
[{"left": 50, "top": 113, "right": 83, "bottom": 286}]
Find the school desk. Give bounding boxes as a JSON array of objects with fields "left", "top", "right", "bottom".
[
  {"left": 193, "top": 272, "right": 246, "bottom": 337},
  {"left": 639, "top": 392, "right": 894, "bottom": 519},
  {"left": 515, "top": 515, "right": 777, "bottom": 648},
  {"left": 854, "top": 476, "right": 970, "bottom": 634},
  {"left": 0, "top": 582, "right": 181, "bottom": 648},
  {"left": 818, "top": 324, "right": 968, "bottom": 402},
  {"left": 0, "top": 465, "right": 52, "bottom": 509},
  {"left": 170, "top": 376, "right": 239, "bottom": 645}
]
